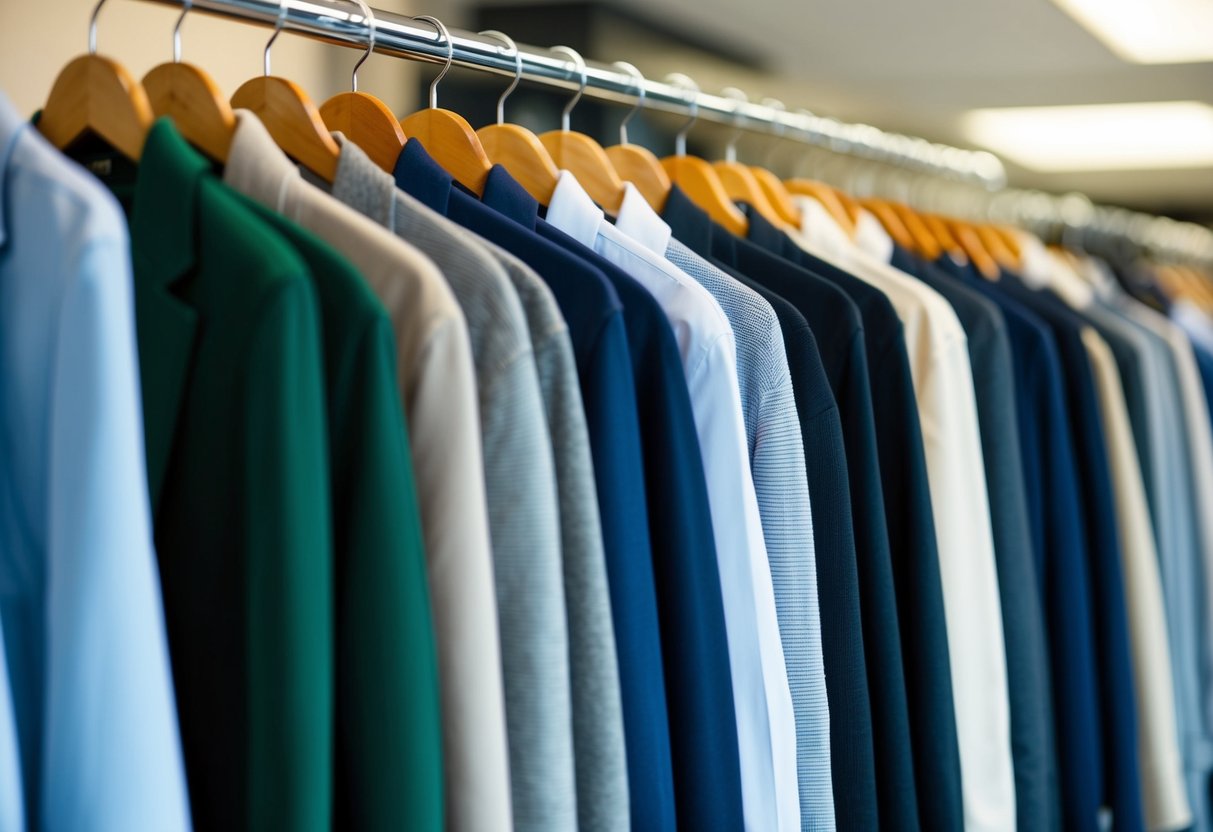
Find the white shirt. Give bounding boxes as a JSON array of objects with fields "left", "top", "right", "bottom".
[
  {"left": 792, "top": 206, "right": 1018, "bottom": 832},
  {"left": 546, "top": 171, "right": 802, "bottom": 832}
]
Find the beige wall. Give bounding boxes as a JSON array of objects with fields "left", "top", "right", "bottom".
[{"left": 0, "top": 0, "right": 422, "bottom": 120}]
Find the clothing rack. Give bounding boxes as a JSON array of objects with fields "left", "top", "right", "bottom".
[{"left": 134, "top": 0, "right": 1006, "bottom": 188}]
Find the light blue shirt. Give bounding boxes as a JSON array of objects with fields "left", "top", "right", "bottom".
[
  {"left": 615, "top": 187, "right": 836, "bottom": 831},
  {"left": 546, "top": 172, "right": 802, "bottom": 832},
  {"left": 0, "top": 93, "right": 191, "bottom": 831}
]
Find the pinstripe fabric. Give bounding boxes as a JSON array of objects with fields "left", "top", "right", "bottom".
[
  {"left": 616, "top": 188, "right": 836, "bottom": 831},
  {"left": 328, "top": 137, "right": 576, "bottom": 831},
  {"left": 475, "top": 236, "right": 632, "bottom": 832}
]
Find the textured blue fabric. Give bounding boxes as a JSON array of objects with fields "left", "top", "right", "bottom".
[
  {"left": 896, "top": 250, "right": 1059, "bottom": 832},
  {"left": 662, "top": 237, "right": 854, "bottom": 831},
  {"left": 943, "top": 261, "right": 1104, "bottom": 832},
  {"left": 983, "top": 272, "right": 1145, "bottom": 832},
  {"left": 462, "top": 165, "right": 744, "bottom": 830},
  {"left": 663, "top": 186, "right": 944, "bottom": 832},
  {"left": 393, "top": 140, "right": 677, "bottom": 832}
]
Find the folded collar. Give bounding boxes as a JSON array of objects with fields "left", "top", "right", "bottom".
[
  {"left": 545, "top": 169, "right": 603, "bottom": 248},
  {"left": 614, "top": 181, "right": 672, "bottom": 256}
]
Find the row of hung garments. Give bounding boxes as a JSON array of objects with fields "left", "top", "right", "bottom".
[{"left": 4, "top": 78, "right": 1213, "bottom": 832}]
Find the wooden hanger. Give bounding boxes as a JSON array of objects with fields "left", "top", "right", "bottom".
[
  {"left": 659, "top": 74, "right": 748, "bottom": 235},
  {"left": 473, "top": 30, "right": 559, "bottom": 204},
  {"left": 604, "top": 61, "right": 671, "bottom": 211},
  {"left": 942, "top": 217, "right": 999, "bottom": 279},
  {"left": 712, "top": 90, "right": 795, "bottom": 231},
  {"left": 142, "top": 0, "right": 235, "bottom": 163},
  {"left": 398, "top": 15, "right": 491, "bottom": 195},
  {"left": 231, "top": 0, "right": 339, "bottom": 181},
  {"left": 975, "top": 224, "right": 1018, "bottom": 271},
  {"left": 538, "top": 46, "right": 627, "bottom": 215},
  {"left": 319, "top": 0, "right": 404, "bottom": 173},
  {"left": 39, "top": 0, "right": 154, "bottom": 161},
  {"left": 853, "top": 196, "right": 914, "bottom": 250},
  {"left": 784, "top": 178, "right": 858, "bottom": 238},
  {"left": 741, "top": 98, "right": 801, "bottom": 226},
  {"left": 862, "top": 199, "right": 941, "bottom": 260},
  {"left": 750, "top": 166, "right": 802, "bottom": 227}
]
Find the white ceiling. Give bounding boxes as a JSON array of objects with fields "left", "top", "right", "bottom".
[{"left": 463, "top": 0, "right": 1213, "bottom": 217}]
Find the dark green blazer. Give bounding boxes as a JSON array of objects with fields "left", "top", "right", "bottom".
[
  {"left": 126, "top": 119, "right": 334, "bottom": 832},
  {"left": 230, "top": 192, "right": 444, "bottom": 831}
]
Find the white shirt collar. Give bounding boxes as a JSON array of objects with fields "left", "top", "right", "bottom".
[
  {"left": 1046, "top": 248, "right": 1096, "bottom": 309},
  {"left": 856, "top": 209, "right": 895, "bottom": 264},
  {"left": 1016, "top": 230, "right": 1054, "bottom": 289},
  {"left": 792, "top": 195, "right": 853, "bottom": 263},
  {"left": 614, "top": 182, "right": 672, "bottom": 256},
  {"left": 546, "top": 169, "right": 603, "bottom": 248}
]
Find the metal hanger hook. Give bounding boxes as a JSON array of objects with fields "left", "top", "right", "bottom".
[
  {"left": 721, "top": 87, "right": 747, "bottom": 163},
  {"left": 479, "top": 30, "right": 520, "bottom": 125},
  {"left": 665, "top": 72, "right": 700, "bottom": 156},
  {"left": 551, "top": 45, "right": 586, "bottom": 132},
  {"left": 350, "top": 0, "right": 375, "bottom": 92},
  {"left": 88, "top": 0, "right": 110, "bottom": 54},
  {"left": 613, "top": 61, "right": 644, "bottom": 145},
  {"left": 264, "top": 0, "right": 290, "bottom": 76},
  {"left": 414, "top": 15, "right": 452, "bottom": 109},
  {"left": 171, "top": 0, "right": 192, "bottom": 62}
]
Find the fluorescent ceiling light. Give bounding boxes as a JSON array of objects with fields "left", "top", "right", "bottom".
[
  {"left": 961, "top": 101, "right": 1213, "bottom": 172},
  {"left": 1050, "top": 0, "right": 1213, "bottom": 63}
]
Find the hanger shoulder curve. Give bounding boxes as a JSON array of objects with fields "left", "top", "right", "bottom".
[
  {"left": 400, "top": 107, "right": 490, "bottom": 195},
  {"left": 859, "top": 198, "right": 920, "bottom": 254},
  {"left": 40, "top": 53, "right": 154, "bottom": 161},
  {"left": 478, "top": 122, "right": 558, "bottom": 203},
  {"left": 539, "top": 130, "right": 626, "bottom": 215},
  {"left": 661, "top": 154, "right": 748, "bottom": 236},
  {"left": 713, "top": 160, "right": 793, "bottom": 231},
  {"left": 606, "top": 143, "right": 670, "bottom": 211},
  {"left": 143, "top": 61, "right": 235, "bottom": 163},
  {"left": 320, "top": 90, "right": 404, "bottom": 173},
  {"left": 749, "top": 166, "right": 801, "bottom": 227},
  {"left": 232, "top": 75, "right": 339, "bottom": 181},
  {"left": 784, "top": 178, "right": 857, "bottom": 238}
]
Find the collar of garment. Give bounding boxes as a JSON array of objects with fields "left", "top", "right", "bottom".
[
  {"left": 1016, "top": 230, "right": 1055, "bottom": 290},
  {"left": 545, "top": 169, "right": 604, "bottom": 247},
  {"left": 131, "top": 118, "right": 210, "bottom": 289},
  {"left": 745, "top": 204, "right": 789, "bottom": 250},
  {"left": 661, "top": 183, "right": 716, "bottom": 257},
  {"left": 792, "top": 195, "right": 853, "bottom": 263},
  {"left": 856, "top": 209, "right": 895, "bottom": 264},
  {"left": 0, "top": 92, "right": 25, "bottom": 249},
  {"left": 226, "top": 109, "right": 312, "bottom": 220},
  {"left": 614, "top": 181, "right": 673, "bottom": 256},
  {"left": 482, "top": 163, "right": 540, "bottom": 228},
  {"left": 1045, "top": 248, "right": 1096, "bottom": 309},
  {"left": 393, "top": 137, "right": 453, "bottom": 215},
  {"left": 329, "top": 132, "right": 397, "bottom": 228}
]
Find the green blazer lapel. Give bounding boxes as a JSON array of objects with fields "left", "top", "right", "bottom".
[{"left": 130, "top": 120, "right": 207, "bottom": 514}]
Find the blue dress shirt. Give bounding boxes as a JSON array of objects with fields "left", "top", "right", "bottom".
[{"left": 0, "top": 92, "right": 191, "bottom": 831}]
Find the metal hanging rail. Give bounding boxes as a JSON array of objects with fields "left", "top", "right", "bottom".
[{"left": 131, "top": 0, "right": 1008, "bottom": 188}]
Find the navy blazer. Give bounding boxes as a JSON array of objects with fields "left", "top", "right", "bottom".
[
  {"left": 940, "top": 261, "right": 1104, "bottom": 832},
  {"left": 898, "top": 250, "right": 1060, "bottom": 832},
  {"left": 981, "top": 271, "right": 1145, "bottom": 832},
  {"left": 393, "top": 140, "right": 677, "bottom": 832},
  {"left": 462, "top": 166, "right": 745, "bottom": 831}
]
